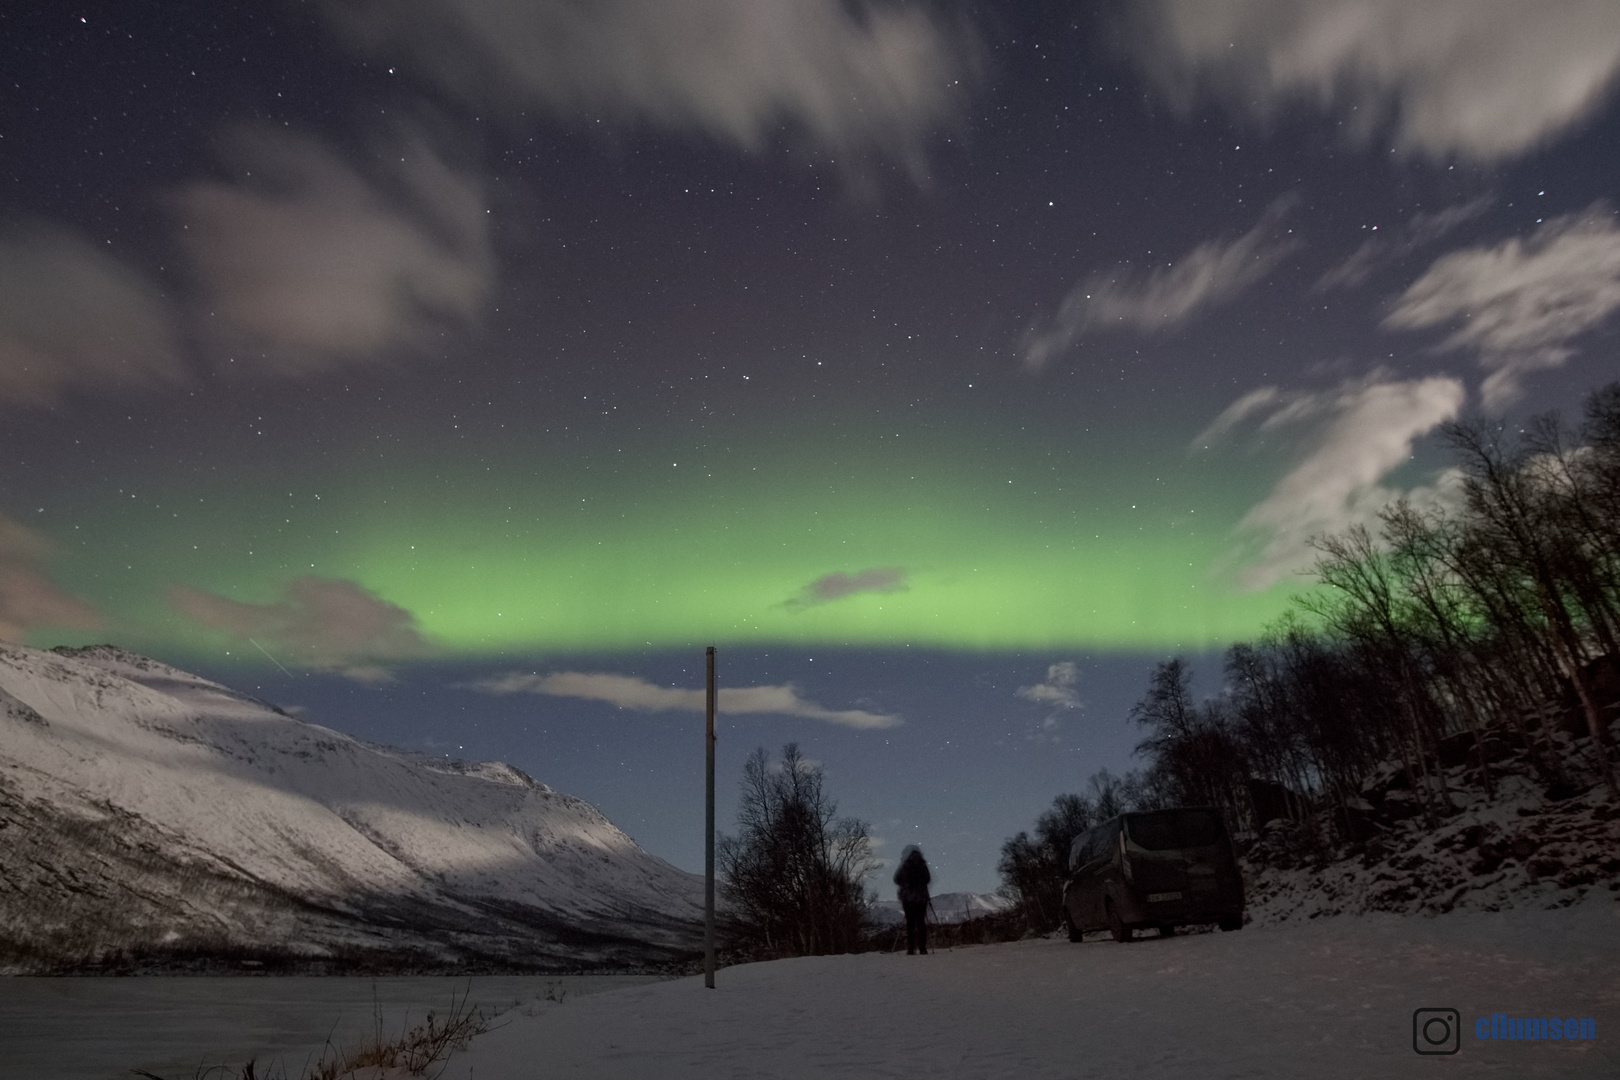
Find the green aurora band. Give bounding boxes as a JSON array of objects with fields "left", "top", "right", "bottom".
[{"left": 44, "top": 414, "right": 1299, "bottom": 658}]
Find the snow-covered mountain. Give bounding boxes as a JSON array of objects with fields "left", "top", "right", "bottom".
[
  {"left": 0, "top": 644, "right": 705, "bottom": 973},
  {"left": 868, "top": 891, "right": 1012, "bottom": 927}
]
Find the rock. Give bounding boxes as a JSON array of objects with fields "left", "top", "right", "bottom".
[
  {"left": 1527, "top": 857, "right": 1565, "bottom": 882},
  {"left": 1437, "top": 730, "right": 1478, "bottom": 769}
]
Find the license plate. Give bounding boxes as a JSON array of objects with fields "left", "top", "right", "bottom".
[{"left": 1147, "top": 891, "right": 1183, "bottom": 903}]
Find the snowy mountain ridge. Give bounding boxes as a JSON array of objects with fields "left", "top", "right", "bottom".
[
  {"left": 868, "top": 891, "right": 1012, "bottom": 927},
  {"left": 0, "top": 644, "right": 705, "bottom": 973}
]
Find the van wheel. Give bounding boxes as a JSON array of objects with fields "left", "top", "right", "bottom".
[
  {"left": 1064, "top": 912, "right": 1083, "bottom": 943},
  {"left": 1218, "top": 915, "right": 1243, "bottom": 932},
  {"left": 1106, "top": 900, "right": 1132, "bottom": 943},
  {"left": 1159, "top": 924, "right": 1175, "bottom": 938}
]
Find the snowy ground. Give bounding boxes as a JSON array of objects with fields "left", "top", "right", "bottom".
[{"left": 439, "top": 900, "right": 1619, "bottom": 1079}]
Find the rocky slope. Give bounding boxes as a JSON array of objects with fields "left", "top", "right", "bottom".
[
  {"left": 1240, "top": 724, "right": 1620, "bottom": 923},
  {"left": 0, "top": 644, "right": 706, "bottom": 973}
]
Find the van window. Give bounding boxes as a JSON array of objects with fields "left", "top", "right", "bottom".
[
  {"left": 1068, "top": 833, "right": 1088, "bottom": 872},
  {"left": 1125, "top": 809, "right": 1224, "bottom": 851},
  {"left": 1070, "top": 822, "right": 1109, "bottom": 870}
]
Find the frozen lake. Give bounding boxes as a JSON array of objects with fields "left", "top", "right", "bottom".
[{"left": 0, "top": 974, "right": 665, "bottom": 1080}]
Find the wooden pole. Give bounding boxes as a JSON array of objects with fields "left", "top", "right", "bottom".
[{"left": 705, "top": 645, "right": 716, "bottom": 988}]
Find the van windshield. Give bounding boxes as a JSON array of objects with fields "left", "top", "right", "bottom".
[{"left": 1125, "top": 810, "right": 1224, "bottom": 851}]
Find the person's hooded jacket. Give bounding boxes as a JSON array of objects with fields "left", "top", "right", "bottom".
[{"left": 893, "top": 845, "right": 931, "bottom": 905}]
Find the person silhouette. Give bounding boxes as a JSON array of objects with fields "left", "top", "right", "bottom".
[{"left": 893, "top": 845, "right": 931, "bottom": 955}]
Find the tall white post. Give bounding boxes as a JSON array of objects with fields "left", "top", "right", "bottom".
[{"left": 705, "top": 645, "right": 716, "bottom": 988}]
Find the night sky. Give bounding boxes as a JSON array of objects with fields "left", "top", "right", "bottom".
[{"left": 6, "top": 1, "right": 1620, "bottom": 894}]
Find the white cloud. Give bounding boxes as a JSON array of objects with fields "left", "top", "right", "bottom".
[
  {"left": 1316, "top": 196, "right": 1493, "bottom": 291},
  {"left": 173, "top": 127, "right": 493, "bottom": 375},
  {"left": 0, "top": 222, "right": 183, "bottom": 406},
  {"left": 1385, "top": 208, "right": 1620, "bottom": 409},
  {"left": 317, "top": 0, "right": 970, "bottom": 164},
  {"left": 785, "top": 567, "right": 907, "bottom": 610},
  {"left": 1128, "top": 0, "right": 1620, "bottom": 161},
  {"left": 1022, "top": 202, "right": 1296, "bottom": 371},
  {"left": 1016, "top": 661, "right": 1081, "bottom": 710},
  {"left": 170, "top": 576, "right": 436, "bottom": 681},
  {"left": 1207, "top": 374, "right": 1467, "bottom": 589},
  {"left": 473, "top": 671, "right": 901, "bottom": 730},
  {"left": 0, "top": 515, "right": 104, "bottom": 642}
]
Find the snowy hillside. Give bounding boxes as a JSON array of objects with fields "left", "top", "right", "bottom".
[
  {"left": 1239, "top": 731, "right": 1620, "bottom": 924},
  {"left": 0, "top": 644, "right": 705, "bottom": 973}
]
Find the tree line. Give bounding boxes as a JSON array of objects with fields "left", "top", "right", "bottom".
[
  {"left": 999, "top": 381, "right": 1620, "bottom": 931},
  {"left": 720, "top": 384, "right": 1620, "bottom": 948}
]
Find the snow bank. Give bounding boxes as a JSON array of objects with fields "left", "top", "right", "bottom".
[{"left": 440, "top": 899, "right": 1618, "bottom": 1079}]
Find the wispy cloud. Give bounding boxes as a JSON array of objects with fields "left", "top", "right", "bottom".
[
  {"left": 173, "top": 127, "right": 493, "bottom": 375},
  {"left": 1385, "top": 207, "right": 1620, "bottom": 409},
  {"left": 0, "top": 515, "right": 105, "bottom": 642},
  {"left": 1204, "top": 373, "right": 1466, "bottom": 589},
  {"left": 1022, "top": 201, "right": 1296, "bottom": 371},
  {"left": 1317, "top": 196, "right": 1494, "bottom": 291},
  {"left": 316, "top": 0, "right": 972, "bottom": 166},
  {"left": 0, "top": 222, "right": 183, "bottom": 406},
  {"left": 170, "top": 576, "right": 436, "bottom": 681},
  {"left": 1192, "top": 386, "right": 1287, "bottom": 448},
  {"left": 1017, "top": 661, "right": 1081, "bottom": 709},
  {"left": 785, "top": 567, "right": 907, "bottom": 610},
  {"left": 472, "top": 671, "right": 901, "bottom": 729},
  {"left": 1128, "top": 0, "right": 1620, "bottom": 161}
]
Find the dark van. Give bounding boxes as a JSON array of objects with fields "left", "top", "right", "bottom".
[{"left": 1061, "top": 807, "right": 1244, "bottom": 942}]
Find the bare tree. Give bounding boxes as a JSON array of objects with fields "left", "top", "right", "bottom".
[
  {"left": 1131, "top": 659, "right": 1249, "bottom": 825},
  {"left": 1446, "top": 418, "right": 1617, "bottom": 797},
  {"left": 717, "top": 743, "right": 876, "bottom": 957},
  {"left": 996, "top": 792, "right": 1094, "bottom": 932}
]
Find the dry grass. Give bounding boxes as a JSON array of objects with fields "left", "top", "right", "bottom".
[{"left": 133, "top": 983, "right": 494, "bottom": 1080}]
